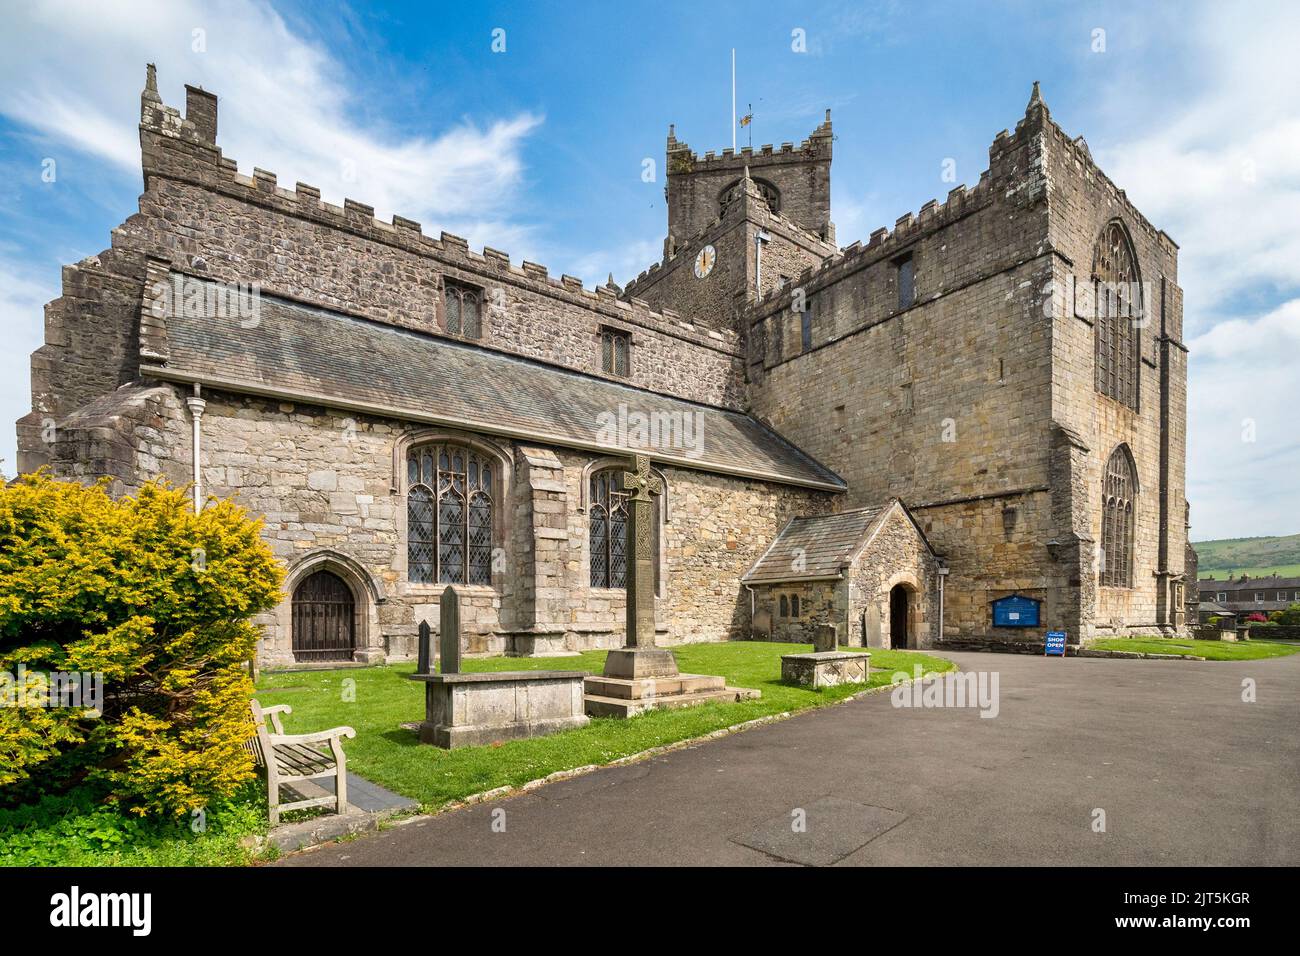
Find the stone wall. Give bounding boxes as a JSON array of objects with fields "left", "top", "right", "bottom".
[
  {"left": 118, "top": 383, "right": 832, "bottom": 666},
  {"left": 848, "top": 506, "right": 940, "bottom": 649},
  {"left": 750, "top": 580, "right": 842, "bottom": 644},
  {"left": 1042, "top": 101, "right": 1187, "bottom": 637},
  {"left": 665, "top": 115, "right": 833, "bottom": 247}
]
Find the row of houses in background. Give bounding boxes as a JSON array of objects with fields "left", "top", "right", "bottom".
[{"left": 1196, "top": 574, "right": 1300, "bottom": 623}]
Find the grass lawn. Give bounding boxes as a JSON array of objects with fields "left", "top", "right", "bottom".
[
  {"left": 1088, "top": 637, "right": 1300, "bottom": 661},
  {"left": 255, "top": 641, "right": 954, "bottom": 810}
]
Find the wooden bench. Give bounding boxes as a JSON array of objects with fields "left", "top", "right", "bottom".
[{"left": 248, "top": 699, "right": 356, "bottom": 825}]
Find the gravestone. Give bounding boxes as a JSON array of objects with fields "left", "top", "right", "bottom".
[
  {"left": 439, "top": 585, "right": 460, "bottom": 674},
  {"left": 408, "top": 584, "right": 589, "bottom": 748},
  {"left": 417, "top": 620, "right": 432, "bottom": 675},
  {"left": 813, "top": 623, "right": 839, "bottom": 653}
]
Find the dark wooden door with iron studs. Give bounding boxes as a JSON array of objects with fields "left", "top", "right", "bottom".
[{"left": 291, "top": 570, "right": 356, "bottom": 662}]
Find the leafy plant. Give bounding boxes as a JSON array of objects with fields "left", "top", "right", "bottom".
[{"left": 0, "top": 473, "right": 282, "bottom": 817}]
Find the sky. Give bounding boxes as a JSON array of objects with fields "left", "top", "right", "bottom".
[{"left": 0, "top": 0, "right": 1296, "bottom": 541}]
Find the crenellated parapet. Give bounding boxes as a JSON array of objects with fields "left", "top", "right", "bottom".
[{"left": 133, "top": 66, "right": 741, "bottom": 362}]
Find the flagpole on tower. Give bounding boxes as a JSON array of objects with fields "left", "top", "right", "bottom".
[{"left": 731, "top": 48, "right": 736, "bottom": 152}]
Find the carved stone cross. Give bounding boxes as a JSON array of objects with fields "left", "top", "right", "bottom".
[{"left": 621, "top": 454, "right": 662, "bottom": 648}]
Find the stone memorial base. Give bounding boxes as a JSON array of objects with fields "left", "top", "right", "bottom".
[
  {"left": 408, "top": 670, "right": 589, "bottom": 748},
  {"left": 585, "top": 649, "right": 759, "bottom": 718},
  {"left": 781, "top": 651, "right": 870, "bottom": 688}
]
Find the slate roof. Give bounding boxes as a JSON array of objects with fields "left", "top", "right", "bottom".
[
  {"left": 143, "top": 281, "right": 845, "bottom": 491},
  {"left": 743, "top": 505, "right": 889, "bottom": 583},
  {"left": 1198, "top": 575, "right": 1300, "bottom": 591}
]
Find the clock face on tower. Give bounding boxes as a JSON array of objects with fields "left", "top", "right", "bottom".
[{"left": 694, "top": 244, "right": 716, "bottom": 279}]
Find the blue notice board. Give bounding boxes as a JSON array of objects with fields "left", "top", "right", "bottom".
[
  {"left": 991, "top": 594, "right": 1041, "bottom": 628},
  {"left": 1045, "top": 631, "right": 1067, "bottom": 656}
]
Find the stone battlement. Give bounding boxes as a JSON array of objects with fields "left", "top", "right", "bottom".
[
  {"left": 666, "top": 110, "right": 833, "bottom": 172},
  {"left": 138, "top": 65, "right": 740, "bottom": 353}
]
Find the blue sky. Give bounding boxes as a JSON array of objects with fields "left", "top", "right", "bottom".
[{"left": 1, "top": 0, "right": 1297, "bottom": 541}]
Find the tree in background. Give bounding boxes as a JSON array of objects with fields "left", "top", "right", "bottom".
[{"left": 0, "top": 474, "right": 282, "bottom": 817}]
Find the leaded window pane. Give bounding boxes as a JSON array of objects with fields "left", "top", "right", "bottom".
[
  {"left": 445, "top": 290, "right": 461, "bottom": 335},
  {"left": 462, "top": 293, "right": 481, "bottom": 339},
  {"left": 468, "top": 492, "right": 492, "bottom": 585},
  {"left": 408, "top": 485, "right": 435, "bottom": 584},
  {"left": 1101, "top": 445, "right": 1136, "bottom": 588},
  {"left": 1093, "top": 221, "right": 1141, "bottom": 409},
  {"left": 590, "top": 506, "right": 609, "bottom": 588},
  {"left": 408, "top": 442, "right": 496, "bottom": 586},
  {"left": 609, "top": 505, "right": 627, "bottom": 589},
  {"left": 439, "top": 492, "right": 465, "bottom": 584}
]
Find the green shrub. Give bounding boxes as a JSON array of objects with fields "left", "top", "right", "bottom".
[
  {"left": 0, "top": 782, "right": 269, "bottom": 867},
  {"left": 1271, "top": 603, "right": 1300, "bottom": 626},
  {"left": 0, "top": 473, "right": 282, "bottom": 817}
]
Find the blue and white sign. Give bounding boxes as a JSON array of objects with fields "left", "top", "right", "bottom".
[
  {"left": 991, "top": 594, "right": 1041, "bottom": 628},
  {"left": 1045, "top": 631, "right": 1067, "bottom": 656}
]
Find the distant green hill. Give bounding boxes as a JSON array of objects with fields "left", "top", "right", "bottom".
[{"left": 1193, "top": 533, "right": 1300, "bottom": 579}]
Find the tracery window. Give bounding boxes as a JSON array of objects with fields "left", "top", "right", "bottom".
[
  {"left": 1093, "top": 221, "right": 1141, "bottom": 409},
  {"left": 589, "top": 469, "right": 659, "bottom": 590},
  {"left": 407, "top": 443, "right": 494, "bottom": 585},
  {"left": 1100, "top": 445, "right": 1136, "bottom": 588},
  {"left": 444, "top": 280, "right": 483, "bottom": 340}
]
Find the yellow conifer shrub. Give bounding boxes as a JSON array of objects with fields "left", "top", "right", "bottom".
[{"left": 0, "top": 474, "right": 282, "bottom": 817}]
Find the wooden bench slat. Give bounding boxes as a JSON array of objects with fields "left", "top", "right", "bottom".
[{"left": 250, "top": 699, "right": 355, "bottom": 825}]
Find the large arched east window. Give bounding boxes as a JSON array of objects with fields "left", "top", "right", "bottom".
[
  {"left": 1100, "top": 445, "right": 1136, "bottom": 588},
  {"left": 1093, "top": 220, "right": 1141, "bottom": 409},
  {"left": 407, "top": 444, "right": 494, "bottom": 585},
  {"left": 589, "top": 470, "right": 659, "bottom": 590}
]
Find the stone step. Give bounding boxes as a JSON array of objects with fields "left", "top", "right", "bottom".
[
  {"left": 584, "top": 685, "right": 760, "bottom": 719},
  {"left": 583, "top": 672, "right": 726, "bottom": 700}
]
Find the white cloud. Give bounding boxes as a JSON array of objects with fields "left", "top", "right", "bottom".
[
  {"left": 0, "top": 0, "right": 542, "bottom": 245},
  {"left": 0, "top": 0, "right": 544, "bottom": 477},
  {"left": 1087, "top": 1, "right": 1300, "bottom": 540}
]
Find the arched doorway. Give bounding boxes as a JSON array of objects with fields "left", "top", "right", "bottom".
[
  {"left": 292, "top": 570, "right": 356, "bottom": 663},
  {"left": 889, "top": 584, "right": 910, "bottom": 650}
]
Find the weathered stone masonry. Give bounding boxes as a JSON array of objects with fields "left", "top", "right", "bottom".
[{"left": 17, "top": 69, "right": 1189, "bottom": 665}]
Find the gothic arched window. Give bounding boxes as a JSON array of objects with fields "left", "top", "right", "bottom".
[
  {"left": 718, "top": 177, "right": 781, "bottom": 217},
  {"left": 1100, "top": 445, "right": 1137, "bottom": 588},
  {"left": 1093, "top": 220, "right": 1142, "bottom": 409},
  {"left": 589, "top": 469, "right": 660, "bottom": 590},
  {"left": 407, "top": 443, "right": 494, "bottom": 585}
]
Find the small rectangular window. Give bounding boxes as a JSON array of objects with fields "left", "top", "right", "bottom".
[
  {"left": 444, "top": 280, "right": 483, "bottom": 339},
  {"left": 601, "top": 327, "right": 631, "bottom": 377},
  {"left": 896, "top": 254, "right": 915, "bottom": 310}
]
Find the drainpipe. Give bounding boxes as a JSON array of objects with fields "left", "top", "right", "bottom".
[
  {"left": 937, "top": 566, "right": 949, "bottom": 644},
  {"left": 185, "top": 383, "right": 206, "bottom": 512},
  {"left": 744, "top": 584, "right": 755, "bottom": 638}
]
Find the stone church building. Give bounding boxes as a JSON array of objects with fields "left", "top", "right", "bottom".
[{"left": 15, "top": 68, "right": 1190, "bottom": 666}]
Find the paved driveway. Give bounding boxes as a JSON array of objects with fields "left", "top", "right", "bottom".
[{"left": 279, "top": 650, "right": 1300, "bottom": 866}]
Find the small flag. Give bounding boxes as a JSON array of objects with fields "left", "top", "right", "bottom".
[{"left": 739, "top": 113, "right": 752, "bottom": 128}]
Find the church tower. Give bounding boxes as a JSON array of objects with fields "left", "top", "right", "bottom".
[
  {"left": 664, "top": 112, "right": 835, "bottom": 256},
  {"left": 622, "top": 113, "right": 838, "bottom": 334}
]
